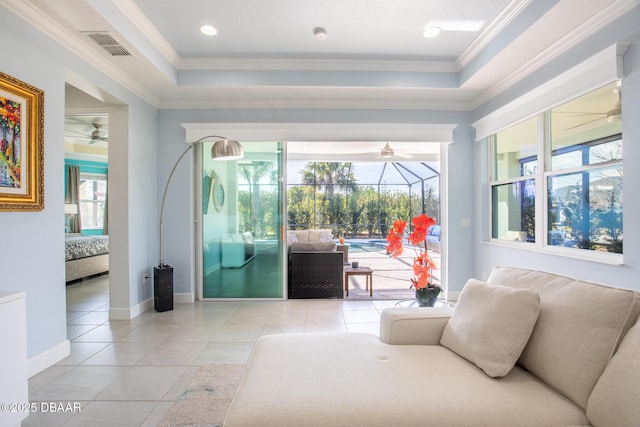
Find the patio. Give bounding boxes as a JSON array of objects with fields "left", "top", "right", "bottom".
[{"left": 340, "top": 239, "right": 442, "bottom": 301}]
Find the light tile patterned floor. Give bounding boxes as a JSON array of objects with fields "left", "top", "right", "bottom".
[{"left": 24, "top": 275, "right": 398, "bottom": 426}]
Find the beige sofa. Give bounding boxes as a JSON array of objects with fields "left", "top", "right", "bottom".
[
  {"left": 287, "top": 228, "right": 334, "bottom": 245},
  {"left": 225, "top": 267, "right": 640, "bottom": 427}
]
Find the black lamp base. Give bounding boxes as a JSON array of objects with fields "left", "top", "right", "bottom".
[{"left": 154, "top": 265, "right": 174, "bottom": 312}]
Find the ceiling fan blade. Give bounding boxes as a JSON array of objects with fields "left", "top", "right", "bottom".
[
  {"left": 564, "top": 116, "right": 605, "bottom": 131},
  {"left": 559, "top": 112, "right": 607, "bottom": 118},
  {"left": 64, "top": 129, "right": 92, "bottom": 138}
]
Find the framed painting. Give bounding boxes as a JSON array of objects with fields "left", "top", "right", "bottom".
[{"left": 0, "top": 71, "right": 44, "bottom": 211}]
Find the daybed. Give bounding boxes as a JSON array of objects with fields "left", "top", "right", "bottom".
[
  {"left": 221, "top": 232, "right": 255, "bottom": 268},
  {"left": 65, "top": 235, "right": 109, "bottom": 282},
  {"left": 225, "top": 266, "right": 640, "bottom": 427}
]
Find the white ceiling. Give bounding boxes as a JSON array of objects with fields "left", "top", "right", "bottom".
[{"left": 2, "top": 0, "right": 627, "bottom": 111}]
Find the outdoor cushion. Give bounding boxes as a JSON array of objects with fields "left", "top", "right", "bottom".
[
  {"left": 308, "top": 229, "right": 333, "bottom": 243},
  {"left": 487, "top": 267, "right": 640, "bottom": 409},
  {"left": 440, "top": 279, "right": 540, "bottom": 377},
  {"left": 586, "top": 318, "right": 640, "bottom": 427},
  {"left": 318, "top": 231, "right": 333, "bottom": 242},
  {"left": 289, "top": 242, "right": 336, "bottom": 252},
  {"left": 288, "top": 230, "right": 309, "bottom": 243}
]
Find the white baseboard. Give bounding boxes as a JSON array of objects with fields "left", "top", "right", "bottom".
[
  {"left": 109, "top": 297, "right": 153, "bottom": 320},
  {"left": 175, "top": 293, "right": 194, "bottom": 303},
  {"left": 28, "top": 339, "right": 70, "bottom": 378}
]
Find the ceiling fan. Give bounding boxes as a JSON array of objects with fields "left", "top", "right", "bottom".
[
  {"left": 362, "top": 142, "right": 412, "bottom": 159},
  {"left": 560, "top": 88, "right": 622, "bottom": 131},
  {"left": 65, "top": 123, "right": 109, "bottom": 144}
]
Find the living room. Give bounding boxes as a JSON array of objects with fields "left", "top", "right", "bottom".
[{"left": 1, "top": 0, "right": 639, "bottom": 425}]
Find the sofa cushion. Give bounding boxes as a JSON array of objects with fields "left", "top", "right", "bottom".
[
  {"left": 286, "top": 233, "right": 298, "bottom": 244},
  {"left": 225, "top": 333, "right": 589, "bottom": 427},
  {"left": 289, "top": 242, "right": 336, "bottom": 253},
  {"left": 318, "top": 231, "right": 333, "bottom": 242},
  {"left": 487, "top": 267, "right": 640, "bottom": 409},
  {"left": 586, "top": 319, "right": 640, "bottom": 427},
  {"left": 288, "top": 230, "right": 309, "bottom": 243},
  {"left": 440, "top": 279, "right": 540, "bottom": 377},
  {"left": 230, "top": 234, "right": 244, "bottom": 243},
  {"left": 308, "top": 229, "right": 333, "bottom": 243}
]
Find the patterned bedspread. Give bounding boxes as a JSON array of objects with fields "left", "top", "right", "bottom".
[{"left": 65, "top": 235, "right": 109, "bottom": 261}]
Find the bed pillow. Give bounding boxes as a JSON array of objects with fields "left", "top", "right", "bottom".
[{"left": 440, "top": 279, "right": 540, "bottom": 378}]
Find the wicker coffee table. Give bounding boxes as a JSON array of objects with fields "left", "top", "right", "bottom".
[{"left": 343, "top": 266, "right": 373, "bottom": 297}]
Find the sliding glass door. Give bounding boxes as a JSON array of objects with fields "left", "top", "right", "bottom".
[{"left": 200, "top": 141, "right": 285, "bottom": 299}]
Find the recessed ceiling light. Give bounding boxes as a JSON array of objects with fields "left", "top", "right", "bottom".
[
  {"left": 200, "top": 24, "right": 218, "bottom": 36},
  {"left": 314, "top": 27, "right": 327, "bottom": 40},
  {"left": 423, "top": 26, "right": 441, "bottom": 38}
]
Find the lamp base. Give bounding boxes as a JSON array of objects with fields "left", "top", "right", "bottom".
[{"left": 153, "top": 265, "right": 174, "bottom": 312}]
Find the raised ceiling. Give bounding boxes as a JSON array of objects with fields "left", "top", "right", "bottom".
[{"left": 2, "top": 0, "right": 628, "bottom": 111}]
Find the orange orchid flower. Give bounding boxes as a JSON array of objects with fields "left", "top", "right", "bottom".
[
  {"left": 386, "top": 214, "right": 439, "bottom": 290},
  {"left": 385, "top": 220, "right": 407, "bottom": 258}
]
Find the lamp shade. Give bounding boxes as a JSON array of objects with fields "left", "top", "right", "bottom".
[
  {"left": 64, "top": 203, "right": 78, "bottom": 215},
  {"left": 212, "top": 139, "right": 244, "bottom": 160}
]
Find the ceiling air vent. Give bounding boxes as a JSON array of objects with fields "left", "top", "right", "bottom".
[{"left": 83, "top": 31, "right": 131, "bottom": 56}]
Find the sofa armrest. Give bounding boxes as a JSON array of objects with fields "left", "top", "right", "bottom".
[{"left": 379, "top": 307, "right": 454, "bottom": 345}]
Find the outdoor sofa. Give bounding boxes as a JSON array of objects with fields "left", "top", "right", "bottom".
[
  {"left": 225, "top": 266, "right": 640, "bottom": 426},
  {"left": 288, "top": 241, "right": 344, "bottom": 299}
]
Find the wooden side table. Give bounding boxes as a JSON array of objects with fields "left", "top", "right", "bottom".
[{"left": 343, "top": 266, "right": 373, "bottom": 297}]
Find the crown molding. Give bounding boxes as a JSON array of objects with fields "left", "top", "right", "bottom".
[
  {"left": 159, "top": 95, "right": 471, "bottom": 111},
  {"left": 0, "top": 0, "right": 159, "bottom": 107},
  {"left": 469, "top": 0, "right": 637, "bottom": 110},
  {"left": 112, "top": 0, "right": 181, "bottom": 68},
  {"left": 457, "top": 0, "right": 533, "bottom": 69},
  {"left": 183, "top": 122, "right": 458, "bottom": 143},
  {"left": 472, "top": 43, "right": 627, "bottom": 140},
  {"left": 179, "top": 57, "right": 458, "bottom": 73}
]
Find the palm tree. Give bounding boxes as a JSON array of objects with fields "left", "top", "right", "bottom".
[
  {"left": 300, "top": 162, "right": 356, "bottom": 199},
  {"left": 300, "top": 162, "right": 357, "bottom": 229},
  {"left": 240, "top": 161, "right": 274, "bottom": 237}
]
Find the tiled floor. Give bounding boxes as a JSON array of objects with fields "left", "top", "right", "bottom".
[{"left": 24, "top": 275, "right": 399, "bottom": 426}]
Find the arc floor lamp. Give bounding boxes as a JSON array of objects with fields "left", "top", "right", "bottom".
[{"left": 154, "top": 135, "right": 243, "bottom": 311}]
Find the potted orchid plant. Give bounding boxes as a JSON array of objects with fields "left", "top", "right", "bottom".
[{"left": 386, "top": 213, "right": 441, "bottom": 306}]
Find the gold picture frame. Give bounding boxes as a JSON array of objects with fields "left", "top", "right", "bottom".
[{"left": 0, "top": 71, "right": 44, "bottom": 211}]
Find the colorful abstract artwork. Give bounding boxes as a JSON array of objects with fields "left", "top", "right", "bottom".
[
  {"left": 0, "top": 71, "right": 44, "bottom": 211},
  {"left": 0, "top": 95, "right": 22, "bottom": 188}
]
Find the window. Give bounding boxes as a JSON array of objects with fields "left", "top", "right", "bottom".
[
  {"left": 490, "top": 117, "right": 538, "bottom": 243},
  {"left": 79, "top": 173, "right": 107, "bottom": 230},
  {"left": 489, "top": 81, "right": 623, "bottom": 257}
]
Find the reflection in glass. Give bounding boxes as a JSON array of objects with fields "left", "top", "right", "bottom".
[
  {"left": 547, "top": 166, "right": 622, "bottom": 253},
  {"left": 491, "top": 179, "right": 535, "bottom": 242},
  {"left": 550, "top": 81, "right": 622, "bottom": 171},
  {"left": 202, "top": 142, "right": 284, "bottom": 298},
  {"left": 493, "top": 117, "right": 538, "bottom": 181}
]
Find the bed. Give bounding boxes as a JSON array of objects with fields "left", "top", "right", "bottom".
[{"left": 65, "top": 235, "right": 109, "bottom": 282}]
